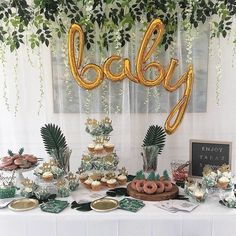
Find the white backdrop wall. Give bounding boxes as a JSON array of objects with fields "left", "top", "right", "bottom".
[{"left": 0, "top": 35, "right": 236, "bottom": 175}]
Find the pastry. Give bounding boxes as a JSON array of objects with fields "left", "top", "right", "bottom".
[
  {"left": 14, "top": 157, "right": 25, "bottom": 166},
  {"left": 103, "top": 143, "right": 114, "bottom": 153},
  {"left": 84, "top": 178, "right": 93, "bottom": 189},
  {"left": 79, "top": 173, "right": 88, "bottom": 183},
  {"left": 217, "top": 176, "right": 230, "bottom": 189},
  {"left": 101, "top": 177, "right": 108, "bottom": 186},
  {"left": 0, "top": 156, "right": 13, "bottom": 168},
  {"left": 155, "top": 181, "right": 165, "bottom": 193},
  {"left": 94, "top": 144, "right": 104, "bottom": 154},
  {"left": 135, "top": 180, "right": 146, "bottom": 193},
  {"left": 4, "top": 164, "right": 18, "bottom": 171},
  {"left": 87, "top": 144, "right": 95, "bottom": 153},
  {"left": 91, "top": 181, "right": 102, "bottom": 191},
  {"left": 163, "top": 180, "right": 172, "bottom": 192},
  {"left": 117, "top": 174, "right": 127, "bottom": 185},
  {"left": 24, "top": 154, "right": 37, "bottom": 164},
  {"left": 131, "top": 180, "right": 139, "bottom": 191},
  {"left": 106, "top": 178, "right": 117, "bottom": 188},
  {"left": 42, "top": 172, "right": 53, "bottom": 182},
  {"left": 143, "top": 181, "right": 157, "bottom": 194}
]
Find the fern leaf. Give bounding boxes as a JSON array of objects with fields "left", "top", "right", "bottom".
[{"left": 40, "top": 123, "right": 67, "bottom": 158}]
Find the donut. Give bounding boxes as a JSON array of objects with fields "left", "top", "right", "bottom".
[
  {"left": 135, "top": 180, "right": 146, "bottom": 193},
  {"left": 163, "top": 180, "right": 172, "bottom": 192},
  {"left": 0, "top": 156, "right": 13, "bottom": 168},
  {"left": 143, "top": 181, "right": 157, "bottom": 194},
  {"left": 155, "top": 181, "right": 165, "bottom": 193},
  {"left": 24, "top": 155, "right": 37, "bottom": 164},
  {"left": 131, "top": 179, "right": 139, "bottom": 191},
  {"left": 4, "top": 164, "right": 18, "bottom": 171}
]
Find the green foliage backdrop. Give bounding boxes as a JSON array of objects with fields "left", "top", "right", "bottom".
[{"left": 0, "top": 0, "right": 235, "bottom": 52}]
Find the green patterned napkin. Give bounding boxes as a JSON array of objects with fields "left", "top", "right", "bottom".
[
  {"left": 40, "top": 199, "right": 69, "bottom": 213},
  {"left": 119, "top": 198, "right": 145, "bottom": 212}
]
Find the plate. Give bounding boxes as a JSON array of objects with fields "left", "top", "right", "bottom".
[
  {"left": 8, "top": 198, "right": 39, "bottom": 212},
  {"left": 90, "top": 198, "right": 118, "bottom": 212}
]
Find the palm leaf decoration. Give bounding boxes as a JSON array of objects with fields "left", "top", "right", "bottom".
[
  {"left": 40, "top": 123, "right": 67, "bottom": 158},
  {"left": 142, "top": 125, "right": 166, "bottom": 155}
]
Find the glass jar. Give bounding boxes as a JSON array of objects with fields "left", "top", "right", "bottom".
[{"left": 171, "top": 160, "right": 189, "bottom": 183}]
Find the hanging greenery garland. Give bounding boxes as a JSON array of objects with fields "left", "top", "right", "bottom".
[{"left": 0, "top": 0, "right": 235, "bottom": 53}]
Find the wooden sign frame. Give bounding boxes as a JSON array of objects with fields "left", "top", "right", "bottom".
[{"left": 189, "top": 139, "right": 232, "bottom": 178}]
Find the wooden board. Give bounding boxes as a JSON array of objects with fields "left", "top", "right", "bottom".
[{"left": 127, "top": 183, "right": 179, "bottom": 201}]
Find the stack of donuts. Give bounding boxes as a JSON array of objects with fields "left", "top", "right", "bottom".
[
  {"left": 131, "top": 179, "right": 172, "bottom": 194},
  {"left": 0, "top": 152, "right": 38, "bottom": 171},
  {"left": 130, "top": 170, "right": 173, "bottom": 195}
]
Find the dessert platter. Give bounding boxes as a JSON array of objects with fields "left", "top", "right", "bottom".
[
  {"left": 127, "top": 170, "right": 178, "bottom": 201},
  {"left": 0, "top": 148, "right": 41, "bottom": 187},
  {"left": 77, "top": 117, "right": 128, "bottom": 191},
  {"left": 0, "top": 148, "right": 39, "bottom": 171}
]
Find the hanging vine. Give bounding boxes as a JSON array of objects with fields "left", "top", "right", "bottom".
[{"left": 0, "top": 0, "right": 235, "bottom": 53}]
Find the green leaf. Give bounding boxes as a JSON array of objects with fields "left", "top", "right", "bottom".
[
  {"left": 18, "top": 147, "right": 24, "bottom": 155},
  {"left": 8, "top": 150, "right": 14, "bottom": 156},
  {"left": 40, "top": 123, "right": 68, "bottom": 158},
  {"left": 142, "top": 125, "right": 166, "bottom": 155},
  {"left": 135, "top": 170, "right": 145, "bottom": 180}
]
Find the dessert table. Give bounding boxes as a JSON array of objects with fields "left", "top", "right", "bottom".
[{"left": 0, "top": 186, "right": 236, "bottom": 236}]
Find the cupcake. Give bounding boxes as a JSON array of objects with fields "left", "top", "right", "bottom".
[
  {"left": 217, "top": 176, "right": 230, "bottom": 189},
  {"left": 103, "top": 143, "right": 114, "bottom": 153},
  {"left": 42, "top": 172, "right": 53, "bottom": 182},
  {"left": 91, "top": 181, "right": 102, "bottom": 191},
  {"left": 101, "top": 177, "right": 108, "bottom": 186},
  {"left": 84, "top": 178, "right": 93, "bottom": 189},
  {"left": 87, "top": 144, "right": 95, "bottom": 153},
  {"left": 107, "top": 178, "right": 117, "bottom": 188},
  {"left": 79, "top": 173, "right": 88, "bottom": 183},
  {"left": 94, "top": 144, "right": 104, "bottom": 154},
  {"left": 117, "top": 174, "right": 127, "bottom": 185}
]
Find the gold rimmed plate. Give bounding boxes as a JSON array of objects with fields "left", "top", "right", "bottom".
[
  {"left": 90, "top": 198, "right": 118, "bottom": 212},
  {"left": 8, "top": 198, "right": 39, "bottom": 212}
]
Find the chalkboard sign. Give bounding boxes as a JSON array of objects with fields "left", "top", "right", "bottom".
[{"left": 189, "top": 140, "right": 232, "bottom": 177}]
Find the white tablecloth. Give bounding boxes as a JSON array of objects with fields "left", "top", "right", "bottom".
[{"left": 1, "top": 186, "right": 236, "bottom": 236}]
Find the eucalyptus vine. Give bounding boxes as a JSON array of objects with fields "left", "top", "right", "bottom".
[{"left": 0, "top": 0, "right": 236, "bottom": 53}]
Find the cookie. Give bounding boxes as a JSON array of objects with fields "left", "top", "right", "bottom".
[
  {"left": 4, "top": 164, "right": 18, "bottom": 171},
  {"left": 0, "top": 156, "right": 13, "bottom": 168}
]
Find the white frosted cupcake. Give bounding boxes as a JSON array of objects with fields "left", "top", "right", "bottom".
[
  {"left": 101, "top": 177, "right": 108, "bottom": 186},
  {"left": 107, "top": 178, "right": 117, "bottom": 188},
  {"left": 117, "top": 174, "right": 127, "bottom": 185},
  {"left": 91, "top": 180, "right": 102, "bottom": 191},
  {"left": 79, "top": 173, "right": 88, "bottom": 183},
  {"left": 218, "top": 176, "right": 230, "bottom": 189},
  {"left": 42, "top": 172, "right": 53, "bottom": 182},
  {"left": 87, "top": 144, "right": 95, "bottom": 153},
  {"left": 94, "top": 144, "right": 104, "bottom": 154},
  {"left": 84, "top": 178, "right": 93, "bottom": 189},
  {"left": 103, "top": 143, "right": 114, "bottom": 153}
]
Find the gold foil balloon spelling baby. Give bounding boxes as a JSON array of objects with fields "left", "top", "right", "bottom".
[{"left": 68, "top": 19, "right": 194, "bottom": 134}]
